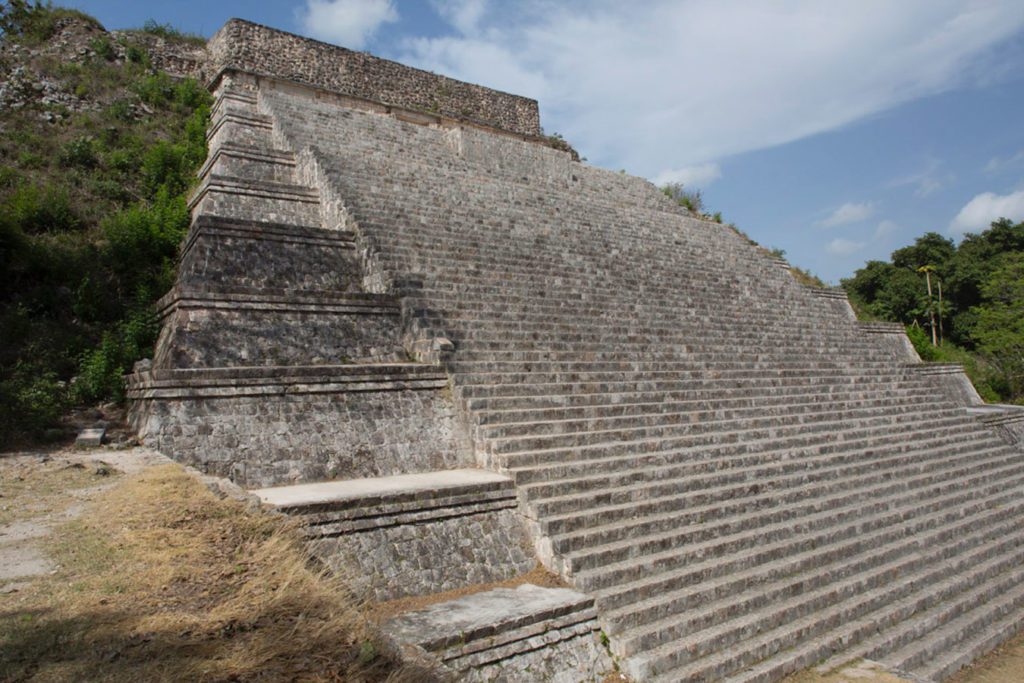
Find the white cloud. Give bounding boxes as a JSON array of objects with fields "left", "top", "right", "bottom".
[
  {"left": 396, "top": 1, "right": 1024, "bottom": 175},
  {"left": 949, "top": 190, "right": 1024, "bottom": 234},
  {"left": 874, "top": 219, "right": 898, "bottom": 239},
  {"left": 818, "top": 201, "right": 875, "bottom": 228},
  {"left": 652, "top": 163, "right": 722, "bottom": 189},
  {"left": 985, "top": 150, "right": 1024, "bottom": 173},
  {"left": 826, "top": 238, "right": 866, "bottom": 256},
  {"left": 431, "top": 0, "right": 488, "bottom": 35},
  {"left": 299, "top": 0, "right": 398, "bottom": 49},
  {"left": 888, "top": 158, "right": 953, "bottom": 197}
]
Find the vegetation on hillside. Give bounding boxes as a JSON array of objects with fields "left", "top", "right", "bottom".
[
  {"left": 0, "top": 2, "right": 211, "bottom": 443},
  {"left": 842, "top": 219, "right": 1024, "bottom": 403}
]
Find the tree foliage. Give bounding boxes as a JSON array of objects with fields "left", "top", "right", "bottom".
[{"left": 842, "top": 219, "right": 1024, "bottom": 403}]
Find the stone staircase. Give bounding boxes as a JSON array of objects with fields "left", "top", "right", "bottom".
[
  {"left": 250, "top": 79, "right": 1024, "bottom": 682},
  {"left": 128, "top": 20, "right": 1024, "bottom": 681},
  {"left": 129, "top": 68, "right": 612, "bottom": 681}
]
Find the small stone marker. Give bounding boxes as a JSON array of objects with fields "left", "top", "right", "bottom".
[{"left": 75, "top": 427, "right": 105, "bottom": 448}]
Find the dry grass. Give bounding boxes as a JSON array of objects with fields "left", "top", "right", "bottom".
[
  {"left": 0, "top": 464, "right": 430, "bottom": 682},
  {"left": 0, "top": 456, "right": 113, "bottom": 526}
]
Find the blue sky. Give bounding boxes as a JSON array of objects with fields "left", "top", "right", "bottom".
[{"left": 67, "top": 1, "right": 1024, "bottom": 283}]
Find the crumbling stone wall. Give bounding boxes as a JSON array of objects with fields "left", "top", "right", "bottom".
[{"left": 206, "top": 19, "right": 541, "bottom": 137}]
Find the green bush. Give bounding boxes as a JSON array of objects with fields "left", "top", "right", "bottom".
[
  {"left": 133, "top": 72, "right": 174, "bottom": 107},
  {"left": 2, "top": 183, "right": 80, "bottom": 234},
  {"left": 102, "top": 188, "right": 189, "bottom": 296},
  {"left": 661, "top": 182, "right": 704, "bottom": 213},
  {"left": 141, "top": 141, "right": 189, "bottom": 197},
  {"left": 0, "top": 362, "right": 66, "bottom": 441},
  {"left": 89, "top": 35, "right": 116, "bottom": 61},
  {"left": 0, "top": 1, "right": 103, "bottom": 46},
  {"left": 141, "top": 18, "right": 205, "bottom": 45},
  {"left": 59, "top": 135, "right": 99, "bottom": 168},
  {"left": 71, "top": 303, "right": 158, "bottom": 404}
]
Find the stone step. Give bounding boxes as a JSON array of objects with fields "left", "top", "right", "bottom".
[
  {"left": 484, "top": 400, "right": 943, "bottom": 455},
  {"left": 565, "top": 453, "right": 1022, "bottom": 577},
  {"left": 591, "top": 475, "right": 1024, "bottom": 625},
  {"left": 645, "top": 521, "right": 1024, "bottom": 682},
  {"left": 479, "top": 390, "right": 935, "bottom": 438},
  {"left": 383, "top": 584, "right": 611, "bottom": 680},
  {"left": 544, "top": 443, "right": 1009, "bottom": 547},
  {"left": 188, "top": 174, "right": 321, "bottom": 227},
  {"left": 490, "top": 404, "right": 961, "bottom": 460},
  {"left": 499, "top": 408, "right": 974, "bottom": 472},
  {"left": 458, "top": 371, "right": 920, "bottom": 403},
  {"left": 608, "top": 459, "right": 1023, "bottom": 655},
  {"left": 575, "top": 466, "right": 1024, "bottom": 594},
  {"left": 452, "top": 359, "right": 900, "bottom": 381},
  {"left": 897, "top": 583, "right": 1024, "bottom": 682},
  {"left": 207, "top": 109, "right": 274, "bottom": 150},
  {"left": 210, "top": 87, "right": 257, "bottom": 120},
  {"left": 631, "top": 518, "right": 1024, "bottom": 679},
  {"left": 177, "top": 215, "right": 360, "bottom": 293},
  {"left": 466, "top": 375, "right": 934, "bottom": 413},
  {"left": 820, "top": 535, "right": 1024, "bottom": 678},
  {"left": 474, "top": 386, "right": 936, "bottom": 428},
  {"left": 197, "top": 141, "right": 297, "bottom": 184},
  {"left": 506, "top": 417, "right": 978, "bottom": 488},
  {"left": 253, "top": 468, "right": 516, "bottom": 535},
  {"left": 154, "top": 286, "right": 398, "bottom": 316},
  {"left": 603, "top": 489, "right": 1021, "bottom": 638},
  {"left": 457, "top": 366, "right": 908, "bottom": 394},
  {"left": 522, "top": 423, "right": 996, "bottom": 511},
  {"left": 126, "top": 363, "right": 447, "bottom": 399},
  {"left": 150, "top": 286, "right": 406, "bottom": 369}
]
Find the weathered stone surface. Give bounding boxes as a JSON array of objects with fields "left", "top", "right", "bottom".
[
  {"left": 311, "top": 508, "right": 534, "bottom": 601},
  {"left": 207, "top": 19, "right": 541, "bottom": 137},
  {"left": 74, "top": 427, "right": 105, "bottom": 447},
  {"left": 151, "top": 300, "right": 405, "bottom": 368},
  {"left": 385, "top": 584, "right": 614, "bottom": 682},
  {"left": 177, "top": 217, "right": 360, "bottom": 292},
  {"left": 130, "top": 387, "right": 471, "bottom": 488}
]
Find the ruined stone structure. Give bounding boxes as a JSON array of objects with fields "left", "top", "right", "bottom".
[{"left": 129, "top": 18, "right": 1024, "bottom": 682}]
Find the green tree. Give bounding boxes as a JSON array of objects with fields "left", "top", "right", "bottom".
[{"left": 972, "top": 253, "right": 1024, "bottom": 400}]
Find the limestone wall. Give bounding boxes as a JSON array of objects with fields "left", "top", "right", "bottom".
[
  {"left": 207, "top": 19, "right": 541, "bottom": 137},
  {"left": 129, "top": 383, "right": 472, "bottom": 488}
]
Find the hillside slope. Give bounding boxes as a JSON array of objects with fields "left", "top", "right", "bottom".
[{"left": 0, "top": 5, "right": 210, "bottom": 444}]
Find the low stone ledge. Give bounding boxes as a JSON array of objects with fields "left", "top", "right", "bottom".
[
  {"left": 205, "top": 109, "right": 272, "bottom": 141},
  {"left": 197, "top": 141, "right": 296, "bottom": 181},
  {"left": 126, "top": 364, "right": 449, "bottom": 400},
  {"left": 255, "top": 468, "right": 510, "bottom": 509},
  {"left": 384, "top": 584, "right": 614, "bottom": 681},
  {"left": 969, "top": 404, "right": 1024, "bottom": 446},
  {"left": 153, "top": 286, "right": 399, "bottom": 319},
  {"left": 254, "top": 468, "right": 518, "bottom": 535},
  {"left": 180, "top": 215, "right": 353, "bottom": 255},
  {"left": 187, "top": 174, "right": 319, "bottom": 210},
  {"left": 907, "top": 362, "right": 984, "bottom": 407}
]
